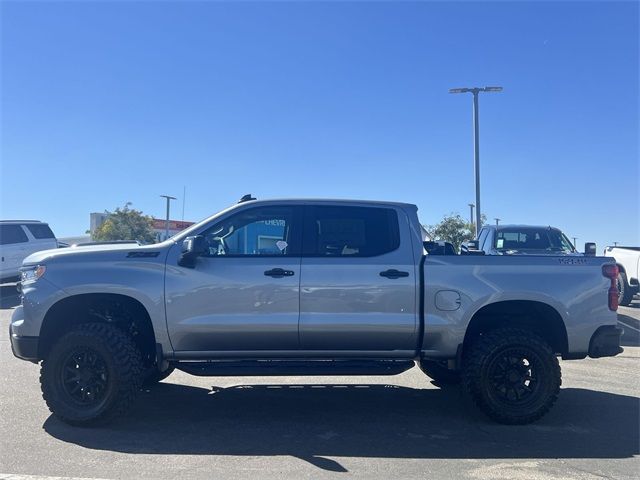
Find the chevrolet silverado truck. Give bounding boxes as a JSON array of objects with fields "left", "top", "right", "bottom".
[
  {"left": 10, "top": 197, "right": 623, "bottom": 426},
  {"left": 604, "top": 246, "right": 640, "bottom": 306}
]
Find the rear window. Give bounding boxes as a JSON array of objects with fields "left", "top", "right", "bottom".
[
  {"left": 495, "top": 228, "right": 574, "bottom": 252},
  {"left": 304, "top": 206, "right": 400, "bottom": 257},
  {"left": 0, "top": 225, "right": 29, "bottom": 245},
  {"left": 26, "top": 223, "right": 55, "bottom": 239}
]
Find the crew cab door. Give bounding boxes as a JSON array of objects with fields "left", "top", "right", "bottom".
[
  {"left": 299, "top": 205, "right": 418, "bottom": 353},
  {"left": 165, "top": 205, "right": 303, "bottom": 353}
]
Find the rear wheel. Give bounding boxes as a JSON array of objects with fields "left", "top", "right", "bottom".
[
  {"left": 463, "top": 327, "right": 561, "bottom": 424},
  {"left": 418, "top": 359, "right": 460, "bottom": 385},
  {"left": 40, "top": 323, "right": 143, "bottom": 426},
  {"left": 618, "top": 271, "right": 634, "bottom": 306}
]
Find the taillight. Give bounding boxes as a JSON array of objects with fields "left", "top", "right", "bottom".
[{"left": 602, "top": 264, "right": 619, "bottom": 311}]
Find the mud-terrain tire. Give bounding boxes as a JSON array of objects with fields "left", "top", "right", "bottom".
[
  {"left": 462, "top": 327, "right": 561, "bottom": 425},
  {"left": 618, "top": 271, "right": 634, "bottom": 307},
  {"left": 143, "top": 366, "right": 175, "bottom": 386},
  {"left": 418, "top": 359, "right": 460, "bottom": 385},
  {"left": 40, "top": 323, "right": 143, "bottom": 426}
]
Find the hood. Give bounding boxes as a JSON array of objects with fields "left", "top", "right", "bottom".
[{"left": 22, "top": 241, "right": 172, "bottom": 266}]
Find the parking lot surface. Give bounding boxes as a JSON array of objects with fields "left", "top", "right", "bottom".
[{"left": 1, "top": 286, "right": 638, "bottom": 479}]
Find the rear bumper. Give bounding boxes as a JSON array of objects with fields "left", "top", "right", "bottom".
[{"left": 588, "top": 325, "right": 623, "bottom": 358}]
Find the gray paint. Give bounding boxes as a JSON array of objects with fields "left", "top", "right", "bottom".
[{"left": 11, "top": 199, "right": 618, "bottom": 363}]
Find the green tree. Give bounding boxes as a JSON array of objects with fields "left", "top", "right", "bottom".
[
  {"left": 92, "top": 203, "right": 157, "bottom": 244},
  {"left": 425, "top": 213, "right": 487, "bottom": 251}
]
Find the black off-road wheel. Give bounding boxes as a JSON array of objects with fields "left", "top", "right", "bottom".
[
  {"left": 463, "top": 327, "right": 561, "bottom": 425},
  {"left": 40, "top": 323, "right": 143, "bottom": 426},
  {"left": 418, "top": 359, "right": 460, "bottom": 386},
  {"left": 617, "top": 271, "right": 634, "bottom": 307},
  {"left": 143, "top": 366, "right": 175, "bottom": 386}
]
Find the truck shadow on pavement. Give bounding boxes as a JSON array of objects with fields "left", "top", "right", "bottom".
[{"left": 43, "top": 383, "right": 639, "bottom": 472}]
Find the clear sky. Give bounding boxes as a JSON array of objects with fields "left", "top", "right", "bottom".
[{"left": 1, "top": 1, "right": 638, "bottom": 250}]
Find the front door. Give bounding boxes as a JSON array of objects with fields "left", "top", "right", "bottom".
[{"left": 165, "top": 205, "right": 302, "bottom": 353}]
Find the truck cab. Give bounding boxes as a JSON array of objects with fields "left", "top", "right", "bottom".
[{"left": 477, "top": 224, "right": 577, "bottom": 256}]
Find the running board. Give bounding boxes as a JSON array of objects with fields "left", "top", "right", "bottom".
[{"left": 176, "top": 359, "right": 415, "bottom": 377}]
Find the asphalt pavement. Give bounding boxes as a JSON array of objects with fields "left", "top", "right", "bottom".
[{"left": 0, "top": 286, "right": 638, "bottom": 479}]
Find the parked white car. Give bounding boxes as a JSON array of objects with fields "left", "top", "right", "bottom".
[
  {"left": 0, "top": 221, "right": 58, "bottom": 283},
  {"left": 604, "top": 246, "right": 640, "bottom": 306}
]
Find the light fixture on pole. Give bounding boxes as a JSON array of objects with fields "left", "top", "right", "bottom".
[
  {"left": 160, "top": 195, "right": 176, "bottom": 241},
  {"left": 494, "top": 218, "right": 501, "bottom": 226},
  {"left": 450, "top": 86, "right": 503, "bottom": 236}
]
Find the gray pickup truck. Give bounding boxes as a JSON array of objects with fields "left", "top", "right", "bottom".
[{"left": 10, "top": 197, "right": 623, "bottom": 426}]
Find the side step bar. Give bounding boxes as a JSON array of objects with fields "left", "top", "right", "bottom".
[{"left": 176, "top": 359, "right": 415, "bottom": 377}]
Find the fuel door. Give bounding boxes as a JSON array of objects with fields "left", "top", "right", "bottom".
[{"left": 435, "top": 290, "right": 462, "bottom": 311}]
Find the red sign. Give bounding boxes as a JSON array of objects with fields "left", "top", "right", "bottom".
[{"left": 152, "top": 219, "right": 195, "bottom": 231}]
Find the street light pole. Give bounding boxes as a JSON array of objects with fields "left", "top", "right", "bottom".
[
  {"left": 450, "top": 86, "right": 503, "bottom": 236},
  {"left": 495, "top": 218, "right": 500, "bottom": 226},
  {"left": 160, "top": 195, "right": 176, "bottom": 241},
  {"left": 468, "top": 203, "right": 475, "bottom": 226}
]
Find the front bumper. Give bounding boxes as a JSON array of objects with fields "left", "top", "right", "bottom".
[
  {"left": 9, "top": 305, "right": 39, "bottom": 363},
  {"left": 589, "top": 325, "right": 624, "bottom": 358},
  {"left": 10, "top": 331, "right": 39, "bottom": 363}
]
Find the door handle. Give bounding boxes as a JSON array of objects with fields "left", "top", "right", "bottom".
[
  {"left": 264, "top": 268, "right": 295, "bottom": 278},
  {"left": 379, "top": 269, "right": 409, "bottom": 279}
]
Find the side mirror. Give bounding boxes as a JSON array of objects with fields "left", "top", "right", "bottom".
[
  {"left": 178, "top": 235, "right": 207, "bottom": 268},
  {"left": 584, "top": 242, "right": 597, "bottom": 256}
]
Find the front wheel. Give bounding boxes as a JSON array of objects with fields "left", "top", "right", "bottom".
[
  {"left": 40, "top": 323, "right": 143, "bottom": 426},
  {"left": 463, "top": 328, "right": 561, "bottom": 424}
]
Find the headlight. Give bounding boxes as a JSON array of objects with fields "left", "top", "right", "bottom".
[{"left": 21, "top": 265, "right": 46, "bottom": 285}]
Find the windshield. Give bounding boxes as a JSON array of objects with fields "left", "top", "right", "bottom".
[{"left": 494, "top": 228, "right": 576, "bottom": 253}]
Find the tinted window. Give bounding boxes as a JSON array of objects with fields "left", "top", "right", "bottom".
[
  {"left": 0, "top": 225, "right": 29, "bottom": 245},
  {"left": 495, "top": 228, "right": 574, "bottom": 253},
  {"left": 26, "top": 224, "right": 55, "bottom": 239},
  {"left": 304, "top": 206, "right": 400, "bottom": 257},
  {"left": 201, "top": 206, "right": 299, "bottom": 256}
]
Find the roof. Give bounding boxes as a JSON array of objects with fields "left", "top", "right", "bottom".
[
  {"left": 235, "top": 198, "right": 417, "bottom": 209},
  {"left": 0, "top": 220, "right": 47, "bottom": 224},
  {"left": 487, "top": 224, "right": 563, "bottom": 231}
]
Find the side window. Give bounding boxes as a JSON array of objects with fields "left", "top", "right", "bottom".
[
  {"left": 304, "top": 206, "right": 400, "bottom": 257},
  {"left": 200, "top": 206, "right": 299, "bottom": 257},
  {"left": 26, "top": 224, "right": 55, "bottom": 239},
  {"left": 0, "top": 225, "right": 29, "bottom": 245}
]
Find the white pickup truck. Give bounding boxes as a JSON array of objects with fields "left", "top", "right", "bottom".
[
  {"left": 11, "top": 197, "right": 623, "bottom": 426},
  {"left": 605, "top": 246, "right": 640, "bottom": 306}
]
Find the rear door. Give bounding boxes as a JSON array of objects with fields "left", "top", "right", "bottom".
[
  {"left": 0, "top": 224, "right": 30, "bottom": 279},
  {"left": 299, "top": 204, "right": 418, "bottom": 353}
]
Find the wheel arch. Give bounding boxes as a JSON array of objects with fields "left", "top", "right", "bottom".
[
  {"left": 38, "top": 293, "right": 157, "bottom": 364},
  {"left": 462, "top": 300, "right": 568, "bottom": 357}
]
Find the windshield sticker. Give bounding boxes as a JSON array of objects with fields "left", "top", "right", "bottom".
[
  {"left": 276, "top": 240, "right": 288, "bottom": 251},
  {"left": 496, "top": 239, "right": 504, "bottom": 249}
]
